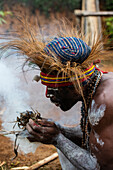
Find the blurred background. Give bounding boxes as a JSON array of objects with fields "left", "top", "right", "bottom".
[{"left": 0, "top": 0, "right": 113, "bottom": 169}]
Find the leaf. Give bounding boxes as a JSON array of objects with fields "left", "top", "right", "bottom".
[
  {"left": 0, "top": 11, "right": 5, "bottom": 17},
  {"left": 0, "top": 18, "right": 7, "bottom": 24}
]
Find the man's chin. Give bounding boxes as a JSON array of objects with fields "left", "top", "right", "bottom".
[
  {"left": 54, "top": 102, "right": 68, "bottom": 111},
  {"left": 59, "top": 105, "right": 72, "bottom": 111}
]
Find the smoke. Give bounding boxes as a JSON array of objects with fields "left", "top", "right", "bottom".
[
  {"left": 0, "top": 56, "right": 40, "bottom": 153},
  {"left": 0, "top": 51, "right": 81, "bottom": 154}
]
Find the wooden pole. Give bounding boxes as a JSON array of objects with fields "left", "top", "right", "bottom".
[
  {"left": 75, "top": 10, "right": 113, "bottom": 16},
  {"left": 80, "top": 0, "right": 102, "bottom": 46}
]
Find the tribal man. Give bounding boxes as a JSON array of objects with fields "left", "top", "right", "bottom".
[{"left": 3, "top": 22, "right": 113, "bottom": 169}]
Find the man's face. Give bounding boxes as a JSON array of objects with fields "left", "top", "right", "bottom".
[{"left": 46, "top": 86, "right": 82, "bottom": 111}]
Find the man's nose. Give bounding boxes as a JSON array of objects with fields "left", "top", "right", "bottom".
[{"left": 46, "top": 87, "right": 49, "bottom": 98}]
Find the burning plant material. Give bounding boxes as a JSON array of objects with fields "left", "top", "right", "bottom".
[
  {"left": 12, "top": 108, "right": 42, "bottom": 160},
  {"left": 0, "top": 108, "right": 42, "bottom": 160},
  {"left": 13, "top": 108, "right": 42, "bottom": 129}
]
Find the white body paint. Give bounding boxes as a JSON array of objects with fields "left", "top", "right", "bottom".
[
  {"left": 94, "top": 131, "right": 104, "bottom": 147},
  {"left": 88, "top": 100, "right": 106, "bottom": 126},
  {"left": 57, "top": 149, "right": 78, "bottom": 170}
]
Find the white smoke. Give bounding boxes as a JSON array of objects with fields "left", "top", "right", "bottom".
[{"left": 0, "top": 51, "right": 81, "bottom": 154}]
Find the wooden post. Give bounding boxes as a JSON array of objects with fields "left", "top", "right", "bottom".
[{"left": 77, "top": 0, "right": 102, "bottom": 47}]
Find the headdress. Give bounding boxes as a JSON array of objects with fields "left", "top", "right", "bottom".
[{"left": 1, "top": 20, "right": 108, "bottom": 91}]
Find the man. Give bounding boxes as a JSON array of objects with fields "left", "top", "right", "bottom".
[
  {"left": 25, "top": 36, "right": 113, "bottom": 169},
  {"left": 3, "top": 25, "right": 113, "bottom": 169}
]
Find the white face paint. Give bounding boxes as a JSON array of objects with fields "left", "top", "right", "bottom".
[
  {"left": 88, "top": 100, "right": 106, "bottom": 126},
  {"left": 94, "top": 131, "right": 104, "bottom": 147}
]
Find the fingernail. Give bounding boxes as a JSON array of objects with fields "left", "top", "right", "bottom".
[{"left": 37, "top": 119, "right": 41, "bottom": 121}]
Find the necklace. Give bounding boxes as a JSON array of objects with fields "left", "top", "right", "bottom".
[{"left": 80, "top": 70, "right": 102, "bottom": 150}]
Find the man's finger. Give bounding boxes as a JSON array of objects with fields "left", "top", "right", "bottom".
[
  {"left": 26, "top": 123, "right": 39, "bottom": 136},
  {"left": 26, "top": 123, "right": 44, "bottom": 142},
  {"left": 28, "top": 119, "right": 57, "bottom": 134},
  {"left": 37, "top": 119, "right": 55, "bottom": 127},
  {"left": 33, "top": 126, "right": 57, "bottom": 134}
]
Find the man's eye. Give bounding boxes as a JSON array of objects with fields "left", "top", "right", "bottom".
[{"left": 48, "top": 90, "right": 54, "bottom": 94}]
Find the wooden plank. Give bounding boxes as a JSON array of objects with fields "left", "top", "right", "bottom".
[
  {"left": 75, "top": 10, "right": 113, "bottom": 16},
  {"left": 81, "top": 0, "right": 86, "bottom": 34}
]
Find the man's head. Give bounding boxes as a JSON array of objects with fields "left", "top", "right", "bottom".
[{"left": 39, "top": 37, "right": 96, "bottom": 111}]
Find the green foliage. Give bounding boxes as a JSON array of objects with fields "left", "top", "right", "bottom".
[
  {"left": 0, "top": 11, "right": 12, "bottom": 25},
  {"left": 19, "top": 0, "right": 81, "bottom": 16},
  {"left": 104, "top": 17, "right": 113, "bottom": 44},
  {"left": 103, "top": 0, "right": 113, "bottom": 10}
]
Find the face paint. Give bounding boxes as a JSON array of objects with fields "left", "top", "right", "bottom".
[
  {"left": 46, "top": 87, "right": 58, "bottom": 98},
  {"left": 88, "top": 100, "right": 106, "bottom": 126}
]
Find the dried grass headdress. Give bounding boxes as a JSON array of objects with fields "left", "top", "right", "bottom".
[{"left": 0, "top": 19, "right": 110, "bottom": 92}]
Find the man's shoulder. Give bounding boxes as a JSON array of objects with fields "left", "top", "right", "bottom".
[
  {"left": 101, "top": 72, "right": 113, "bottom": 82},
  {"left": 93, "top": 72, "right": 113, "bottom": 106}
]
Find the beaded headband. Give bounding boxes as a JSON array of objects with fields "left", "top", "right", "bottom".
[{"left": 40, "top": 64, "right": 95, "bottom": 87}]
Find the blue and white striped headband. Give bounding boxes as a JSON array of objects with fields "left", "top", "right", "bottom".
[{"left": 44, "top": 37, "right": 91, "bottom": 64}]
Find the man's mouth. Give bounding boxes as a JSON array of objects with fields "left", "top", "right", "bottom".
[
  {"left": 54, "top": 102, "right": 61, "bottom": 107},
  {"left": 50, "top": 97, "right": 61, "bottom": 107}
]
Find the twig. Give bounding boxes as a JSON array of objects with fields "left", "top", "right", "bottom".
[
  {"left": 11, "top": 134, "right": 19, "bottom": 160},
  {"left": 0, "top": 161, "right": 6, "bottom": 167},
  {"left": 11, "top": 152, "right": 58, "bottom": 170},
  {"left": 11, "top": 166, "right": 29, "bottom": 170},
  {"left": 0, "top": 130, "right": 21, "bottom": 135}
]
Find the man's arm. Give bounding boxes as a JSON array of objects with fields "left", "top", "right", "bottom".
[
  {"left": 56, "top": 123, "right": 82, "bottom": 146},
  {"left": 55, "top": 133, "right": 99, "bottom": 170},
  {"left": 26, "top": 119, "right": 99, "bottom": 170}
]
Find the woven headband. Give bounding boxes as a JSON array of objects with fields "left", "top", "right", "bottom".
[
  {"left": 44, "top": 37, "right": 91, "bottom": 64},
  {"left": 40, "top": 64, "right": 95, "bottom": 87}
]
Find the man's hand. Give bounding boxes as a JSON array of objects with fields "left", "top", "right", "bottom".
[{"left": 26, "top": 118, "right": 60, "bottom": 145}]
